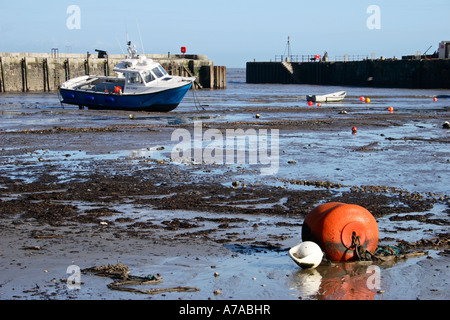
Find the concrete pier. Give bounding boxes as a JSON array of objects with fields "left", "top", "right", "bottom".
[
  {"left": 246, "top": 59, "right": 450, "bottom": 89},
  {"left": 0, "top": 52, "right": 226, "bottom": 93}
]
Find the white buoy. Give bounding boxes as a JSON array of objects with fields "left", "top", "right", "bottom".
[{"left": 288, "top": 241, "right": 323, "bottom": 269}]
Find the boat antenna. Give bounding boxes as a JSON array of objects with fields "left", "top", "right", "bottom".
[
  {"left": 116, "top": 37, "right": 125, "bottom": 55},
  {"left": 137, "top": 19, "right": 145, "bottom": 55}
]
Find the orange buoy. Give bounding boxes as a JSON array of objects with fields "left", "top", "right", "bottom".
[
  {"left": 317, "top": 103, "right": 322, "bottom": 107},
  {"left": 114, "top": 86, "right": 122, "bottom": 94},
  {"left": 388, "top": 106, "right": 394, "bottom": 113},
  {"left": 433, "top": 97, "right": 437, "bottom": 102},
  {"left": 359, "top": 96, "right": 365, "bottom": 102},
  {"left": 308, "top": 101, "right": 313, "bottom": 106},
  {"left": 365, "top": 97, "right": 371, "bottom": 103},
  {"left": 302, "top": 202, "right": 379, "bottom": 261},
  {"left": 352, "top": 126, "right": 357, "bottom": 134}
]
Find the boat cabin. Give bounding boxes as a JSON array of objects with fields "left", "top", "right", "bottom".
[
  {"left": 70, "top": 56, "right": 173, "bottom": 94},
  {"left": 113, "top": 56, "right": 172, "bottom": 93}
]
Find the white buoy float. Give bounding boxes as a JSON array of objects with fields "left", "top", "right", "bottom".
[{"left": 288, "top": 241, "right": 323, "bottom": 269}]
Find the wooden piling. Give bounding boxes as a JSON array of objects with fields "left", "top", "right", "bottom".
[
  {"left": 198, "top": 65, "right": 226, "bottom": 89},
  {"left": 214, "top": 66, "right": 226, "bottom": 89},
  {"left": 103, "top": 58, "right": 110, "bottom": 77},
  {"left": 199, "top": 65, "right": 213, "bottom": 89},
  {"left": 64, "top": 59, "right": 70, "bottom": 81},
  {"left": 0, "top": 57, "right": 5, "bottom": 92},
  {"left": 84, "top": 59, "right": 90, "bottom": 75},
  {"left": 21, "top": 58, "right": 29, "bottom": 92},
  {"left": 42, "top": 58, "right": 50, "bottom": 92}
]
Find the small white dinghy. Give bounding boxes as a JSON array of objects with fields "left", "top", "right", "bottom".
[
  {"left": 288, "top": 241, "right": 323, "bottom": 269},
  {"left": 306, "top": 91, "right": 347, "bottom": 103}
]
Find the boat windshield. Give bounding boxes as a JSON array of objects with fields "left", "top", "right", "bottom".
[
  {"left": 158, "top": 65, "right": 168, "bottom": 76},
  {"left": 152, "top": 66, "right": 164, "bottom": 78},
  {"left": 126, "top": 72, "right": 143, "bottom": 84},
  {"left": 142, "top": 70, "right": 155, "bottom": 83}
]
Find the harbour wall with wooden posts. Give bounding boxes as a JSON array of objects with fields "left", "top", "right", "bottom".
[
  {"left": 0, "top": 52, "right": 226, "bottom": 93},
  {"left": 246, "top": 59, "right": 450, "bottom": 89}
]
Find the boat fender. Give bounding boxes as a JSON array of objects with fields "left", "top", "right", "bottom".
[
  {"left": 114, "top": 86, "right": 122, "bottom": 94},
  {"left": 67, "top": 93, "right": 75, "bottom": 99},
  {"left": 289, "top": 241, "right": 323, "bottom": 269},
  {"left": 302, "top": 202, "right": 379, "bottom": 262},
  {"left": 105, "top": 96, "right": 115, "bottom": 103},
  {"left": 85, "top": 96, "right": 94, "bottom": 102}
]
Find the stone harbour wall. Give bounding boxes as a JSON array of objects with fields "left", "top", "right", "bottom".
[
  {"left": 246, "top": 59, "right": 450, "bottom": 89},
  {"left": 0, "top": 52, "right": 226, "bottom": 93}
]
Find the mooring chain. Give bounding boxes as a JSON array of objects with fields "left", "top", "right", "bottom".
[
  {"left": 191, "top": 83, "right": 206, "bottom": 111},
  {"left": 350, "top": 232, "right": 374, "bottom": 261},
  {"left": 351, "top": 232, "right": 362, "bottom": 260}
]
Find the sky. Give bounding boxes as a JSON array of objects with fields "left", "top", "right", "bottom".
[{"left": 0, "top": 0, "right": 449, "bottom": 67}]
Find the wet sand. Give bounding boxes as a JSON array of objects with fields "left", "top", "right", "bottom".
[{"left": 0, "top": 77, "right": 449, "bottom": 301}]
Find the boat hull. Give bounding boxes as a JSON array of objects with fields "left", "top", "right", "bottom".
[{"left": 59, "top": 82, "right": 193, "bottom": 112}]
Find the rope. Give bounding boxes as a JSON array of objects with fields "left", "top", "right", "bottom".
[
  {"left": 191, "top": 83, "right": 206, "bottom": 111},
  {"left": 346, "top": 233, "right": 427, "bottom": 262},
  {"left": 375, "top": 245, "right": 404, "bottom": 256},
  {"left": 56, "top": 89, "right": 65, "bottom": 108},
  {"left": 318, "top": 233, "right": 442, "bottom": 263}
]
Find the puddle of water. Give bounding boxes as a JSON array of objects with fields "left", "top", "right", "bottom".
[{"left": 0, "top": 147, "right": 168, "bottom": 183}]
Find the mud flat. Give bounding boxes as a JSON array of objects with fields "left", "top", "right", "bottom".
[{"left": 0, "top": 74, "right": 449, "bottom": 301}]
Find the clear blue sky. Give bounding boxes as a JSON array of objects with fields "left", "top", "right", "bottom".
[{"left": 1, "top": 0, "right": 449, "bottom": 67}]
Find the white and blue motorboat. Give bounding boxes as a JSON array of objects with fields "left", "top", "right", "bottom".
[{"left": 59, "top": 43, "right": 195, "bottom": 112}]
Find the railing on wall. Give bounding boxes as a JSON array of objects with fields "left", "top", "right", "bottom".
[{"left": 275, "top": 54, "right": 370, "bottom": 62}]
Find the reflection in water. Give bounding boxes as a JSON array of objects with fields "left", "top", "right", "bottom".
[
  {"left": 290, "top": 262, "right": 378, "bottom": 300},
  {"left": 290, "top": 269, "right": 322, "bottom": 297}
]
